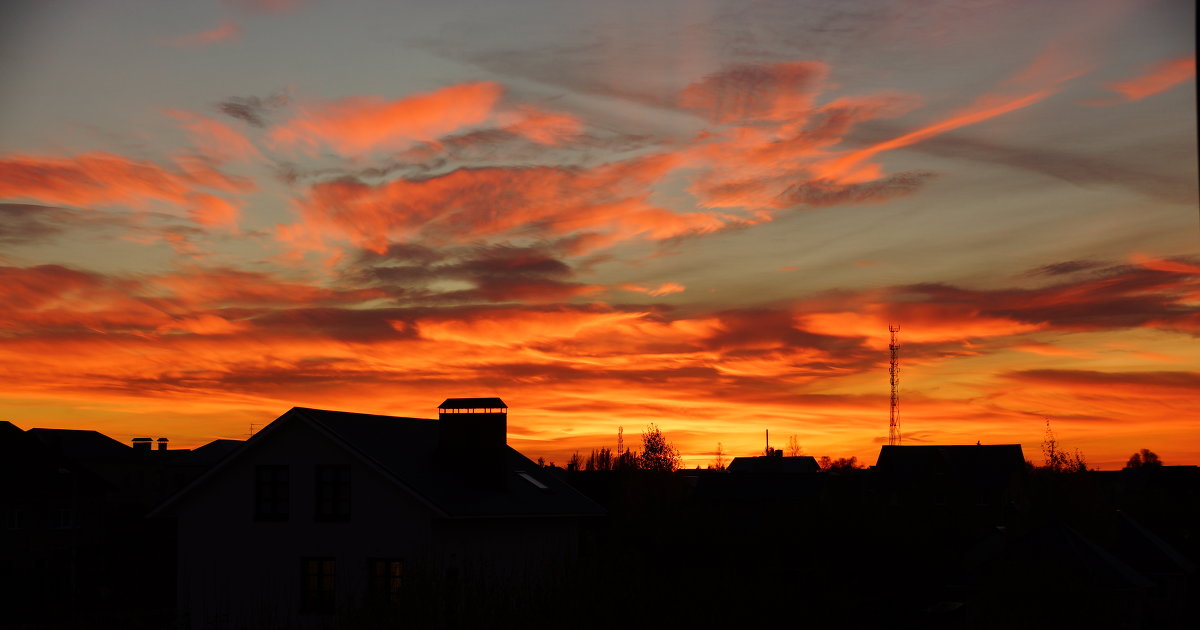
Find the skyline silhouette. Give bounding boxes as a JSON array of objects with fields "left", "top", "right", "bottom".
[{"left": 3, "top": 401, "right": 1195, "bottom": 628}]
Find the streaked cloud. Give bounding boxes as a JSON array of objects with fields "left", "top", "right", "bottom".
[
  {"left": 162, "top": 20, "right": 242, "bottom": 48},
  {"left": 269, "top": 83, "right": 504, "bottom": 155},
  {"left": 1105, "top": 55, "right": 1196, "bottom": 101}
]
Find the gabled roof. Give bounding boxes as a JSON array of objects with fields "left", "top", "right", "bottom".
[
  {"left": 876, "top": 444, "right": 1025, "bottom": 489},
  {"left": 439, "top": 397, "right": 507, "bottom": 410},
  {"left": 154, "top": 407, "right": 601, "bottom": 519},
  {"left": 169, "top": 439, "right": 243, "bottom": 467},
  {"left": 27, "top": 428, "right": 133, "bottom": 460},
  {"left": 727, "top": 455, "right": 820, "bottom": 474}
]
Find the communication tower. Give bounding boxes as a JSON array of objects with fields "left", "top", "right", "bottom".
[{"left": 888, "top": 325, "right": 901, "bottom": 446}]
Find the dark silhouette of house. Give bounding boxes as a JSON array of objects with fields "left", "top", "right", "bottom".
[
  {"left": 151, "top": 400, "right": 603, "bottom": 628},
  {"left": 875, "top": 444, "right": 1027, "bottom": 525},
  {"left": 727, "top": 451, "right": 820, "bottom": 473},
  {"left": 0, "top": 421, "right": 241, "bottom": 628}
]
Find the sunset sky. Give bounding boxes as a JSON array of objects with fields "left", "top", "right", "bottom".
[{"left": 1, "top": 0, "right": 1196, "bottom": 469}]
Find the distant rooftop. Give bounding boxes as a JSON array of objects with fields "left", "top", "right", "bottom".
[
  {"left": 728, "top": 455, "right": 820, "bottom": 474},
  {"left": 27, "top": 428, "right": 131, "bottom": 459},
  {"left": 439, "top": 397, "right": 507, "bottom": 411}
]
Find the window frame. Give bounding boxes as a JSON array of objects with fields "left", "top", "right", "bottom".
[
  {"left": 314, "top": 464, "right": 351, "bottom": 522},
  {"left": 367, "top": 557, "right": 404, "bottom": 606},
  {"left": 254, "top": 465, "right": 289, "bottom": 522},
  {"left": 300, "top": 557, "right": 336, "bottom": 613}
]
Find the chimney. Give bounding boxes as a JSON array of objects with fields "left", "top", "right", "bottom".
[
  {"left": 157, "top": 437, "right": 169, "bottom": 451},
  {"left": 437, "top": 398, "right": 508, "bottom": 489},
  {"left": 132, "top": 437, "right": 152, "bottom": 451}
]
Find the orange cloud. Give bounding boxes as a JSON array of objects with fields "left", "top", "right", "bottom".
[
  {"left": 0, "top": 152, "right": 254, "bottom": 217},
  {"left": 1106, "top": 55, "right": 1196, "bottom": 101},
  {"left": 270, "top": 83, "right": 504, "bottom": 154},
  {"left": 1012, "top": 342, "right": 1093, "bottom": 359},
  {"left": 148, "top": 268, "right": 385, "bottom": 308},
  {"left": 416, "top": 309, "right": 650, "bottom": 347},
  {"left": 164, "top": 20, "right": 242, "bottom": 48},
  {"left": 157, "top": 314, "right": 250, "bottom": 335},
  {"left": 287, "top": 154, "right": 730, "bottom": 255},
  {"left": 800, "top": 308, "right": 1043, "bottom": 345},
  {"left": 186, "top": 193, "right": 241, "bottom": 230},
  {"left": 813, "top": 89, "right": 1054, "bottom": 181},
  {"left": 1131, "top": 253, "right": 1200, "bottom": 275},
  {"left": 0, "top": 153, "right": 194, "bottom": 208},
  {"left": 168, "top": 110, "right": 262, "bottom": 162},
  {"left": 502, "top": 106, "right": 583, "bottom": 145},
  {"left": 621, "top": 282, "right": 686, "bottom": 296}
]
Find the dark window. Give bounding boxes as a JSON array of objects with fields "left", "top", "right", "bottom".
[
  {"left": 4, "top": 508, "right": 25, "bottom": 530},
  {"left": 368, "top": 558, "right": 403, "bottom": 605},
  {"left": 255, "top": 465, "right": 289, "bottom": 521},
  {"left": 51, "top": 507, "right": 77, "bottom": 529},
  {"left": 301, "top": 557, "right": 336, "bottom": 613},
  {"left": 314, "top": 465, "right": 351, "bottom": 521}
]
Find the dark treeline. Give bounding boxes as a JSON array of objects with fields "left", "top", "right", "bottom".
[{"left": 498, "top": 424, "right": 1198, "bottom": 630}]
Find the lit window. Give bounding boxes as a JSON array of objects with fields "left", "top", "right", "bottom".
[
  {"left": 368, "top": 558, "right": 403, "bottom": 605},
  {"left": 301, "top": 557, "right": 336, "bottom": 613}
]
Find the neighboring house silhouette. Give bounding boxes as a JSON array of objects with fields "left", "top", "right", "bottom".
[
  {"left": 727, "top": 451, "right": 820, "bottom": 473},
  {"left": 0, "top": 421, "right": 240, "bottom": 628},
  {"left": 875, "top": 444, "right": 1027, "bottom": 524},
  {"left": 151, "top": 399, "right": 603, "bottom": 628}
]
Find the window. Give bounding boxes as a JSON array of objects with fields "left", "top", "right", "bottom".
[
  {"left": 51, "top": 507, "right": 77, "bottom": 529},
  {"left": 367, "top": 558, "right": 403, "bottom": 605},
  {"left": 4, "top": 508, "right": 25, "bottom": 530},
  {"left": 516, "top": 470, "right": 547, "bottom": 489},
  {"left": 314, "top": 465, "right": 351, "bottom": 521},
  {"left": 255, "top": 465, "right": 289, "bottom": 521},
  {"left": 301, "top": 557, "right": 336, "bottom": 613}
]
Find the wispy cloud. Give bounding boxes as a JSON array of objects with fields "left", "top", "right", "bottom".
[
  {"left": 1105, "top": 55, "right": 1196, "bottom": 101},
  {"left": 269, "top": 83, "right": 505, "bottom": 155},
  {"left": 162, "top": 20, "right": 243, "bottom": 48}
]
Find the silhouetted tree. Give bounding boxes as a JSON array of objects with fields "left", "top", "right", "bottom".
[
  {"left": 818, "top": 456, "right": 861, "bottom": 472},
  {"left": 1125, "top": 448, "right": 1162, "bottom": 469},
  {"left": 786, "top": 435, "right": 801, "bottom": 457},
  {"left": 615, "top": 447, "right": 639, "bottom": 471},
  {"left": 638, "top": 423, "right": 681, "bottom": 472},
  {"left": 586, "top": 447, "right": 614, "bottom": 471},
  {"left": 567, "top": 451, "right": 583, "bottom": 471},
  {"left": 1041, "top": 418, "right": 1088, "bottom": 472},
  {"left": 713, "top": 442, "right": 727, "bottom": 471}
]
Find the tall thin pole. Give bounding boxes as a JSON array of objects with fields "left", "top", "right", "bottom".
[{"left": 888, "top": 325, "right": 901, "bottom": 446}]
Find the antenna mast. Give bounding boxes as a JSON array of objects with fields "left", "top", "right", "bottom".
[{"left": 888, "top": 325, "right": 901, "bottom": 446}]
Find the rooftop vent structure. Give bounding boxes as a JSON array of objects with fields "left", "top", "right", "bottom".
[{"left": 437, "top": 397, "right": 508, "bottom": 490}]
